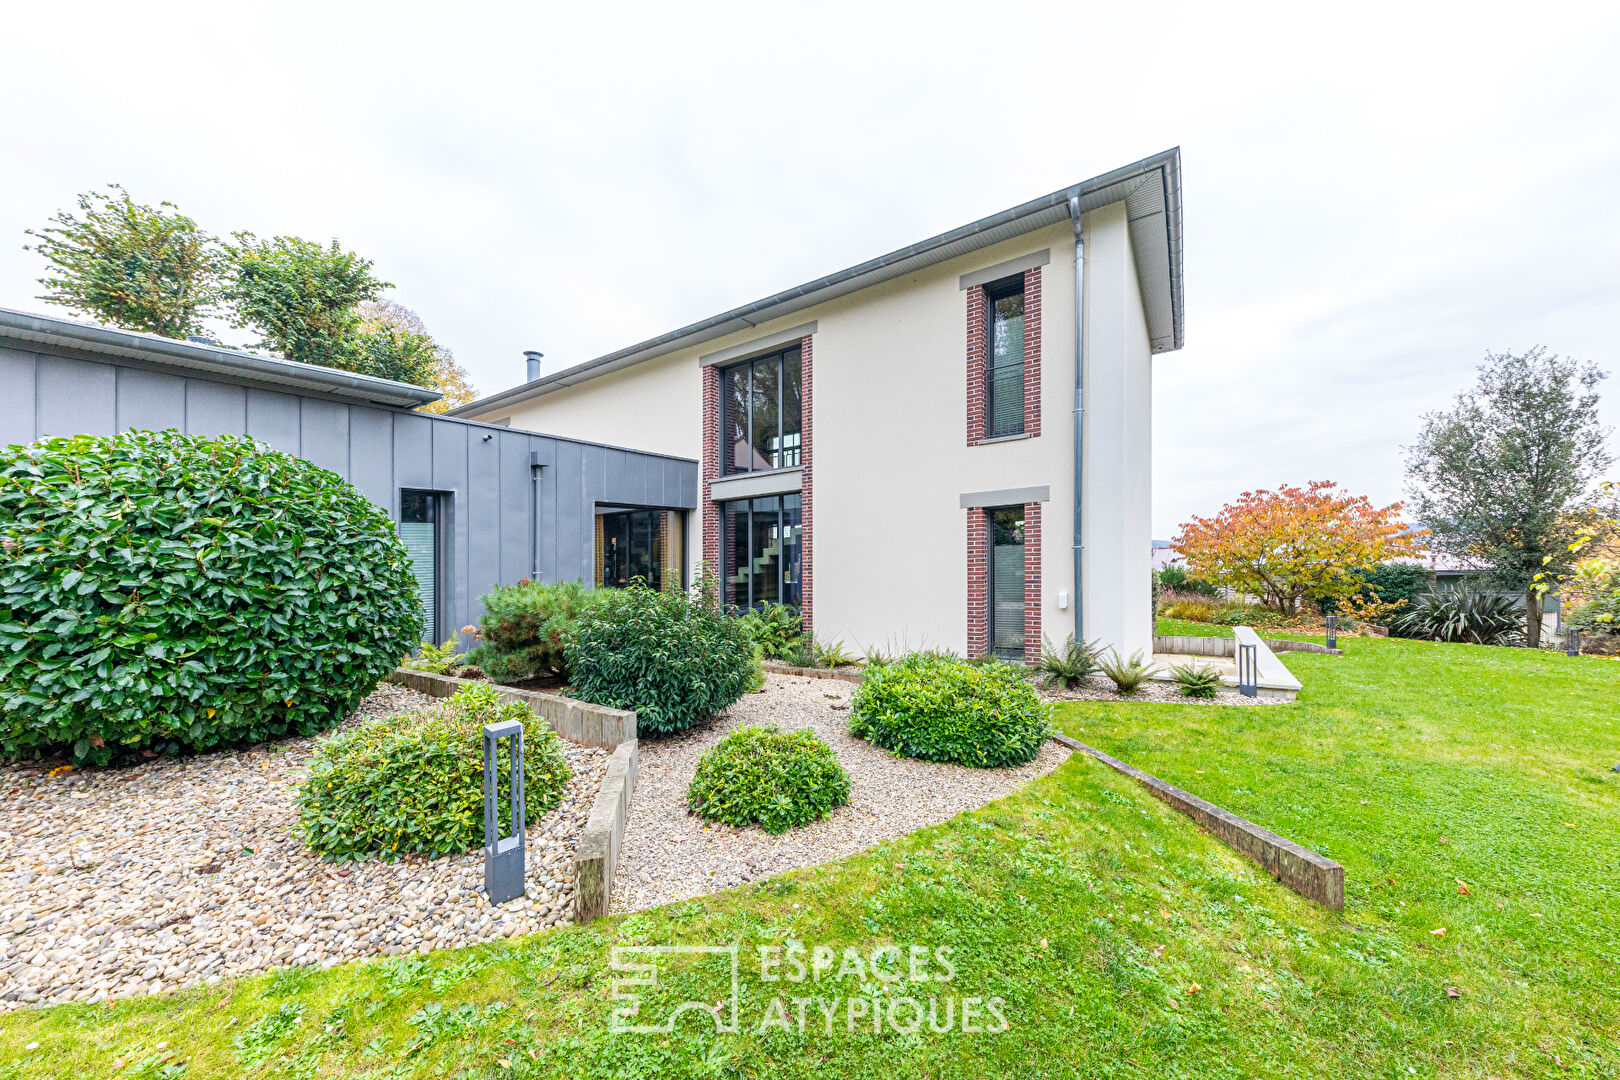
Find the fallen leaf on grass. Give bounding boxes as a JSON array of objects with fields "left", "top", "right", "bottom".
[
  {"left": 1456, "top": 880, "right": 1471, "bottom": 895},
  {"left": 1152, "top": 945, "right": 1165, "bottom": 957},
  {"left": 1444, "top": 986, "right": 1463, "bottom": 998},
  {"left": 1430, "top": 927, "right": 1446, "bottom": 936},
  {"left": 1438, "top": 836, "right": 1450, "bottom": 844}
]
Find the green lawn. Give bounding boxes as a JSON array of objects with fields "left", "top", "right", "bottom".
[{"left": 2, "top": 639, "right": 1616, "bottom": 1078}]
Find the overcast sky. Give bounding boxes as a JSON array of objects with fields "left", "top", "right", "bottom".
[{"left": 3, "top": 0, "right": 1616, "bottom": 536}]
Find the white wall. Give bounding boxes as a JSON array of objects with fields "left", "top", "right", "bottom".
[
  {"left": 1079, "top": 201, "right": 1155, "bottom": 660},
  {"left": 467, "top": 208, "right": 1156, "bottom": 661}
]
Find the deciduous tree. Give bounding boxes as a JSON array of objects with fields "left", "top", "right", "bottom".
[
  {"left": 357, "top": 300, "right": 477, "bottom": 411},
  {"left": 25, "top": 186, "right": 221, "bottom": 338},
  {"left": 1173, "top": 482, "right": 1423, "bottom": 616},
  {"left": 1405, "top": 348, "right": 1614, "bottom": 647}
]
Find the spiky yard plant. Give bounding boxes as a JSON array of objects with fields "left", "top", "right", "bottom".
[
  {"left": 1038, "top": 634, "right": 1103, "bottom": 689},
  {"left": 1099, "top": 650, "right": 1157, "bottom": 695}
]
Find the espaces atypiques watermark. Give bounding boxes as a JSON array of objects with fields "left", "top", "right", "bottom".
[{"left": 609, "top": 943, "right": 1009, "bottom": 1036}]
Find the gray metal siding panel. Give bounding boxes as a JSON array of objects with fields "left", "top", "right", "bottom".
[
  {"left": 300, "top": 399, "right": 350, "bottom": 477},
  {"left": 348, "top": 409, "right": 393, "bottom": 510},
  {"left": 185, "top": 380, "right": 247, "bottom": 437},
  {"left": 246, "top": 389, "right": 302, "bottom": 453},
  {"left": 530, "top": 437, "right": 557, "bottom": 584},
  {"left": 497, "top": 432, "right": 532, "bottom": 585},
  {"left": 553, "top": 439, "right": 586, "bottom": 584},
  {"left": 432, "top": 422, "right": 471, "bottom": 642},
  {"left": 116, "top": 368, "right": 186, "bottom": 433},
  {"left": 39, "top": 356, "right": 115, "bottom": 437},
  {"left": 0, "top": 348, "right": 37, "bottom": 446},
  {"left": 393, "top": 413, "right": 434, "bottom": 491},
  {"left": 466, "top": 427, "right": 504, "bottom": 632}
]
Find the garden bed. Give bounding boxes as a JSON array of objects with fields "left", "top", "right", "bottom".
[
  {"left": 608, "top": 673, "right": 1069, "bottom": 912},
  {"left": 0, "top": 685, "right": 607, "bottom": 1010}
]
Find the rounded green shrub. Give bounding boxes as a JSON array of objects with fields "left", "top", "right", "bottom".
[
  {"left": 849, "top": 652, "right": 1051, "bottom": 767},
  {"left": 0, "top": 430, "right": 422, "bottom": 765},
  {"left": 567, "top": 581, "right": 753, "bottom": 735},
  {"left": 466, "top": 579, "right": 602, "bottom": 683},
  {"left": 687, "top": 725, "right": 849, "bottom": 833},
  {"left": 298, "top": 682, "right": 570, "bottom": 861}
]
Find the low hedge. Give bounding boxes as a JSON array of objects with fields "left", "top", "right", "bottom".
[
  {"left": 849, "top": 652, "right": 1051, "bottom": 768},
  {"left": 0, "top": 430, "right": 421, "bottom": 765},
  {"left": 297, "top": 683, "right": 570, "bottom": 861},
  {"left": 567, "top": 581, "right": 753, "bottom": 735},
  {"left": 687, "top": 726, "right": 849, "bottom": 833}
]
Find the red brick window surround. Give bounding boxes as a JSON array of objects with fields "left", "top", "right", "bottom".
[
  {"left": 965, "top": 501, "right": 1041, "bottom": 664},
  {"left": 966, "top": 265, "right": 1041, "bottom": 446},
  {"left": 699, "top": 336, "right": 814, "bottom": 634}
]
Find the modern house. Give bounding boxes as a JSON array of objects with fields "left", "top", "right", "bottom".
[
  {"left": 452, "top": 149, "right": 1185, "bottom": 662},
  {"left": 0, "top": 308, "right": 699, "bottom": 645}
]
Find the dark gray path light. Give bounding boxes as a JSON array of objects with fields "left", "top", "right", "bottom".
[
  {"left": 1237, "top": 643, "right": 1258, "bottom": 698},
  {"left": 483, "top": 719, "right": 526, "bottom": 906},
  {"left": 1325, "top": 614, "right": 1337, "bottom": 651},
  {"left": 1566, "top": 629, "right": 1581, "bottom": 657}
]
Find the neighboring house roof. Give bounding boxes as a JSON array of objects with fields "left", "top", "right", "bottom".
[
  {"left": 0, "top": 307, "right": 442, "bottom": 410},
  {"left": 450, "top": 148, "right": 1184, "bottom": 419}
]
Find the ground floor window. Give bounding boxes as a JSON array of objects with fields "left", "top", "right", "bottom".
[
  {"left": 721, "top": 494, "right": 801, "bottom": 611},
  {"left": 400, "top": 490, "right": 443, "bottom": 641},
  {"left": 988, "top": 506, "right": 1025, "bottom": 661},
  {"left": 600, "top": 509, "right": 662, "bottom": 591}
]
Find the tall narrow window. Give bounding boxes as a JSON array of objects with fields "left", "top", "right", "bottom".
[
  {"left": 721, "top": 494, "right": 802, "bottom": 611},
  {"left": 400, "top": 491, "right": 440, "bottom": 642},
  {"left": 989, "top": 506, "right": 1025, "bottom": 661},
  {"left": 720, "top": 347, "right": 803, "bottom": 474},
  {"left": 985, "top": 279, "right": 1026, "bottom": 438}
]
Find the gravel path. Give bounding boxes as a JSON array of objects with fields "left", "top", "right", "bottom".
[
  {"left": 1044, "top": 673, "right": 1280, "bottom": 706},
  {"left": 610, "top": 674, "right": 1070, "bottom": 913},
  {"left": 0, "top": 685, "right": 607, "bottom": 1010}
]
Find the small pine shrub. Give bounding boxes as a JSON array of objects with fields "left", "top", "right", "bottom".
[
  {"left": 0, "top": 430, "right": 420, "bottom": 765},
  {"left": 1169, "top": 661, "right": 1223, "bottom": 698},
  {"left": 849, "top": 652, "right": 1051, "bottom": 768},
  {"left": 1099, "top": 650, "right": 1156, "bottom": 694},
  {"left": 567, "top": 579, "right": 754, "bottom": 735},
  {"left": 734, "top": 603, "right": 804, "bottom": 661},
  {"left": 687, "top": 726, "right": 850, "bottom": 833},
  {"left": 1038, "top": 634, "right": 1101, "bottom": 689},
  {"left": 465, "top": 580, "right": 601, "bottom": 684},
  {"left": 298, "top": 683, "right": 570, "bottom": 861}
]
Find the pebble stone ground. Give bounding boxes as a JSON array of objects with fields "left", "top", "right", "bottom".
[
  {"left": 610, "top": 673, "right": 1071, "bottom": 913},
  {"left": 0, "top": 684, "right": 607, "bottom": 1011}
]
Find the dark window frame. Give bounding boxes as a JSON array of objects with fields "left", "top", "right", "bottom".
[
  {"left": 719, "top": 346, "right": 804, "bottom": 476},
  {"left": 400, "top": 489, "right": 451, "bottom": 643},
  {"left": 986, "top": 505, "right": 1026, "bottom": 662},
  {"left": 600, "top": 508, "right": 663, "bottom": 591},
  {"left": 983, "top": 276, "right": 1027, "bottom": 439}
]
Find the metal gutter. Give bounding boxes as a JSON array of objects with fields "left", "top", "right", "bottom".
[
  {"left": 0, "top": 307, "right": 442, "bottom": 409},
  {"left": 451, "top": 148, "right": 1183, "bottom": 418}
]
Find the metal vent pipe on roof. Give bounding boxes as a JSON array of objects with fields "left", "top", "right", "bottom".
[{"left": 524, "top": 351, "right": 544, "bottom": 382}]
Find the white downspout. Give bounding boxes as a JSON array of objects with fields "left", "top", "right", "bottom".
[{"left": 1068, "top": 196, "right": 1086, "bottom": 641}]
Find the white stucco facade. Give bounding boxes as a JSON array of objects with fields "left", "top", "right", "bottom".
[{"left": 457, "top": 165, "right": 1175, "bottom": 663}]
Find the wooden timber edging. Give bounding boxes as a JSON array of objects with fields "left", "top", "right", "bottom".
[
  {"left": 1051, "top": 732, "right": 1345, "bottom": 910},
  {"left": 1154, "top": 634, "right": 1342, "bottom": 657},
  {"left": 386, "top": 668, "right": 637, "bottom": 749},
  {"left": 574, "top": 738, "right": 638, "bottom": 924}
]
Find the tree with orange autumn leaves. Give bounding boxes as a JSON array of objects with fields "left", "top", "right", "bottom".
[{"left": 1173, "top": 482, "right": 1425, "bottom": 617}]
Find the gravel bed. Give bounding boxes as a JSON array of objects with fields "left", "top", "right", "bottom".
[
  {"left": 1043, "top": 673, "right": 1280, "bottom": 706},
  {"left": 0, "top": 684, "right": 607, "bottom": 1010},
  {"left": 610, "top": 674, "right": 1070, "bottom": 913}
]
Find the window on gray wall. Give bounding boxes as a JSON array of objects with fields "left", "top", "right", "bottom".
[
  {"left": 400, "top": 491, "right": 442, "bottom": 642},
  {"left": 985, "top": 278, "right": 1026, "bottom": 438},
  {"left": 721, "top": 347, "right": 803, "bottom": 474}
]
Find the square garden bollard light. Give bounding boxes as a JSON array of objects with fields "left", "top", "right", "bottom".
[
  {"left": 1325, "top": 614, "right": 1337, "bottom": 651},
  {"left": 483, "top": 719, "right": 526, "bottom": 906},
  {"left": 1237, "top": 643, "right": 1259, "bottom": 698},
  {"left": 1566, "top": 629, "right": 1581, "bottom": 657}
]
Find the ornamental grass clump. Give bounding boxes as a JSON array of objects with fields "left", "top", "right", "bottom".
[
  {"left": 567, "top": 578, "right": 753, "bottom": 735},
  {"left": 687, "top": 725, "right": 850, "bottom": 833},
  {"left": 298, "top": 683, "right": 569, "bottom": 862},
  {"left": 849, "top": 652, "right": 1051, "bottom": 768},
  {"left": 0, "top": 430, "right": 421, "bottom": 765},
  {"left": 1169, "top": 661, "right": 1223, "bottom": 699}
]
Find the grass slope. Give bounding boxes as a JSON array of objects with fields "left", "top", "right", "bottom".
[{"left": 1, "top": 639, "right": 1616, "bottom": 1078}]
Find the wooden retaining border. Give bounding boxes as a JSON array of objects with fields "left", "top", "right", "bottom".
[
  {"left": 386, "top": 668, "right": 636, "bottom": 749},
  {"left": 1052, "top": 732, "right": 1345, "bottom": 909},
  {"left": 761, "top": 661, "right": 866, "bottom": 684},
  {"left": 1155, "top": 634, "right": 1342, "bottom": 657},
  {"left": 574, "top": 738, "right": 638, "bottom": 923}
]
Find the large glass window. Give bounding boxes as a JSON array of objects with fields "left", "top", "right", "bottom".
[
  {"left": 985, "top": 279, "right": 1026, "bottom": 438},
  {"left": 720, "top": 347, "right": 803, "bottom": 474},
  {"left": 989, "top": 506, "right": 1025, "bottom": 661},
  {"left": 721, "top": 494, "right": 801, "bottom": 611},
  {"left": 601, "top": 509, "right": 662, "bottom": 591}
]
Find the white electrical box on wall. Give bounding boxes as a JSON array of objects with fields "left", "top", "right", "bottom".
[{"left": 1058, "top": 590, "right": 1069, "bottom": 610}]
